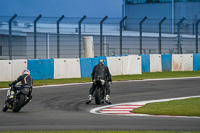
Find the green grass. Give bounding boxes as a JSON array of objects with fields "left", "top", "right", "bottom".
[
  {"left": 132, "top": 97, "right": 200, "bottom": 117},
  {"left": 1, "top": 131, "right": 200, "bottom": 133},
  {"left": 1, "top": 71, "right": 200, "bottom": 88}
]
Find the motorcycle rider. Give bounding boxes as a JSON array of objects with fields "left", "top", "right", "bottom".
[
  {"left": 86, "top": 59, "right": 112, "bottom": 104},
  {"left": 8, "top": 69, "right": 33, "bottom": 100}
]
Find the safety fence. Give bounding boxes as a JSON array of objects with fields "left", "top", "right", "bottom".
[
  {"left": 1, "top": 54, "right": 200, "bottom": 81},
  {"left": 0, "top": 15, "right": 200, "bottom": 60}
]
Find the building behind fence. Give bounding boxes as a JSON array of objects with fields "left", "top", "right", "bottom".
[{"left": 0, "top": 14, "right": 200, "bottom": 60}]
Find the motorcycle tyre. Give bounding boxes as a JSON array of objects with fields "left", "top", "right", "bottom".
[
  {"left": 12, "top": 94, "right": 25, "bottom": 112},
  {"left": 2, "top": 105, "right": 8, "bottom": 112},
  {"left": 95, "top": 87, "right": 101, "bottom": 105}
]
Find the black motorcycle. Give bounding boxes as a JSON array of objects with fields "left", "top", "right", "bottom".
[
  {"left": 94, "top": 78, "right": 111, "bottom": 105},
  {"left": 2, "top": 85, "right": 32, "bottom": 112}
]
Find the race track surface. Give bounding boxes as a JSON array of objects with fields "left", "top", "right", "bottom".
[{"left": 0, "top": 78, "right": 200, "bottom": 131}]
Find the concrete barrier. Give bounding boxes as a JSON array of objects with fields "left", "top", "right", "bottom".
[
  {"left": 54, "top": 58, "right": 81, "bottom": 79},
  {"left": 12, "top": 60, "right": 27, "bottom": 80},
  {"left": 122, "top": 55, "right": 142, "bottom": 75},
  {"left": 0, "top": 60, "right": 13, "bottom": 81},
  {"left": 107, "top": 57, "right": 123, "bottom": 76},
  {"left": 80, "top": 58, "right": 93, "bottom": 78},
  {"left": 140, "top": 55, "right": 150, "bottom": 72},
  {"left": 65, "top": 58, "right": 81, "bottom": 78},
  {"left": 161, "top": 54, "right": 172, "bottom": 71},
  {"left": 172, "top": 54, "right": 193, "bottom": 71},
  {"left": 0, "top": 60, "right": 27, "bottom": 81},
  {"left": 80, "top": 57, "right": 107, "bottom": 78},
  {"left": 150, "top": 54, "right": 162, "bottom": 72},
  {"left": 28, "top": 59, "right": 54, "bottom": 80},
  {"left": 193, "top": 54, "right": 200, "bottom": 71},
  {"left": 54, "top": 59, "right": 68, "bottom": 79}
]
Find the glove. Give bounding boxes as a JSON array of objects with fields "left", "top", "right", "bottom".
[
  {"left": 9, "top": 83, "right": 12, "bottom": 87},
  {"left": 109, "top": 78, "right": 112, "bottom": 82}
]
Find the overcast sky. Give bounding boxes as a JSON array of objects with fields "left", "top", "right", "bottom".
[{"left": 0, "top": 0, "right": 123, "bottom": 18}]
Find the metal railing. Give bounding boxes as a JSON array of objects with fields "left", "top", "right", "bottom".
[{"left": 0, "top": 15, "right": 200, "bottom": 60}]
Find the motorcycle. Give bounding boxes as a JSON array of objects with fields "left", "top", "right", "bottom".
[
  {"left": 2, "top": 85, "right": 32, "bottom": 112},
  {"left": 93, "top": 77, "right": 111, "bottom": 105}
]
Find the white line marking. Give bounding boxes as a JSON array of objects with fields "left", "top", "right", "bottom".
[{"left": 90, "top": 95, "right": 200, "bottom": 118}]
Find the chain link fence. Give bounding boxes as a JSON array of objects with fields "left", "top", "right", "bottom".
[{"left": 0, "top": 15, "right": 199, "bottom": 60}]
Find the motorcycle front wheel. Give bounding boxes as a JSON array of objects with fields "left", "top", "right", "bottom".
[{"left": 12, "top": 94, "right": 25, "bottom": 112}]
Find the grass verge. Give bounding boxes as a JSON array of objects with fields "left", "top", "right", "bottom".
[
  {"left": 1, "top": 71, "right": 200, "bottom": 88},
  {"left": 132, "top": 97, "right": 200, "bottom": 117},
  {"left": 1, "top": 131, "right": 200, "bottom": 133}
]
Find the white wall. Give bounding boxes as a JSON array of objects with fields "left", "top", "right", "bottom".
[
  {"left": 12, "top": 60, "right": 27, "bottom": 80},
  {"left": 150, "top": 54, "right": 162, "bottom": 72},
  {"left": 107, "top": 57, "right": 123, "bottom": 76},
  {"left": 122, "top": 55, "right": 142, "bottom": 75},
  {"left": 172, "top": 54, "right": 193, "bottom": 71},
  {"left": 0, "top": 60, "right": 13, "bottom": 81},
  {"left": 0, "top": 60, "right": 27, "bottom": 81},
  {"left": 54, "top": 58, "right": 81, "bottom": 79}
]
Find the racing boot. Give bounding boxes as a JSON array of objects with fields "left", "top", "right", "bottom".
[
  {"left": 86, "top": 94, "right": 92, "bottom": 104},
  {"left": 9, "top": 91, "right": 15, "bottom": 99},
  {"left": 105, "top": 95, "right": 112, "bottom": 104}
]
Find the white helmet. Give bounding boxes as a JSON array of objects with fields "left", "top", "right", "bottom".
[{"left": 22, "top": 69, "right": 30, "bottom": 75}]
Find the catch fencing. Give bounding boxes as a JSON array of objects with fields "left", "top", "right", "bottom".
[{"left": 0, "top": 15, "right": 200, "bottom": 60}]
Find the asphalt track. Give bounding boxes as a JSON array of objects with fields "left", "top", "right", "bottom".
[{"left": 0, "top": 78, "right": 200, "bottom": 131}]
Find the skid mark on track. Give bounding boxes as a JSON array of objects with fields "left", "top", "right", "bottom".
[{"left": 90, "top": 95, "right": 200, "bottom": 118}]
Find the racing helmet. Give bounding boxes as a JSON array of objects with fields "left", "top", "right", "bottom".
[
  {"left": 99, "top": 59, "right": 104, "bottom": 64},
  {"left": 22, "top": 69, "right": 30, "bottom": 75}
]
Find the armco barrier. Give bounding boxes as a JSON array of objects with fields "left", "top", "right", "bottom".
[
  {"left": 161, "top": 54, "right": 172, "bottom": 71},
  {"left": 150, "top": 54, "right": 162, "bottom": 72},
  {"left": 140, "top": 55, "right": 150, "bottom": 72},
  {"left": 107, "top": 57, "right": 123, "bottom": 76},
  {"left": 28, "top": 59, "right": 54, "bottom": 80},
  {"left": 172, "top": 54, "right": 193, "bottom": 71},
  {"left": 80, "top": 57, "right": 107, "bottom": 78},
  {"left": 193, "top": 54, "right": 200, "bottom": 71},
  {"left": 54, "top": 58, "right": 81, "bottom": 79},
  {"left": 122, "top": 55, "right": 142, "bottom": 75}
]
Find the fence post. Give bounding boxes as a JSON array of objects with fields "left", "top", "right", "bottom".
[
  {"left": 120, "top": 16, "right": 127, "bottom": 56},
  {"left": 139, "top": 17, "right": 147, "bottom": 55},
  {"left": 159, "top": 17, "right": 166, "bottom": 54},
  {"left": 177, "top": 17, "right": 185, "bottom": 54},
  {"left": 8, "top": 14, "right": 17, "bottom": 60},
  {"left": 196, "top": 19, "right": 200, "bottom": 53},
  {"left": 78, "top": 15, "right": 86, "bottom": 58},
  {"left": 34, "top": 14, "right": 42, "bottom": 59},
  {"left": 100, "top": 16, "right": 108, "bottom": 56},
  {"left": 57, "top": 15, "right": 65, "bottom": 58}
]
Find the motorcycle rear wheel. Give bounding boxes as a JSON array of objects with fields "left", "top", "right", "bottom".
[{"left": 95, "top": 87, "right": 101, "bottom": 105}]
